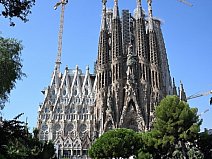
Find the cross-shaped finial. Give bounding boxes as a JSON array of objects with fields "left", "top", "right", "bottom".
[
  {"left": 102, "top": 0, "right": 107, "bottom": 5},
  {"left": 147, "top": 0, "right": 152, "bottom": 4},
  {"left": 137, "top": 0, "right": 141, "bottom": 5}
]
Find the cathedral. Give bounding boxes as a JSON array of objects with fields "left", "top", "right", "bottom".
[{"left": 36, "top": 0, "right": 185, "bottom": 158}]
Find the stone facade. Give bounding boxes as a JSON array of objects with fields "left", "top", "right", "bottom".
[
  {"left": 37, "top": 66, "right": 96, "bottom": 157},
  {"left": 37, "top": 0, "right": 177, "bottom": 158},
  {"left": 94, "top": 0, "right": 173, "bottom": 135}
]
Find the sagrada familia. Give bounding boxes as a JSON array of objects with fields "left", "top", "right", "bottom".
[{"left": 37, "top": 0, "right": 186, "bottom": 158}]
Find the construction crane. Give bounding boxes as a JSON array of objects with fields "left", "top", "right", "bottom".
[
  {"left": 186, "top": 90, "right": 212, "bottom": 116},
  {"left": 177, "top": 0, "right": 193, "bottom": 7},
  {"left": 187, "top": 90, "right": 212, "bottom": 100},
  {"left": 54, "top": 0, "right": 68, "bottom": 73},
  {"left": 198, "top": 109, "right": 210, "bottom": 117}
]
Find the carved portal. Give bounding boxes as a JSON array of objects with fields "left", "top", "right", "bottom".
[{"left": 121, "top": 100, "right": 138, "bottom": 131}]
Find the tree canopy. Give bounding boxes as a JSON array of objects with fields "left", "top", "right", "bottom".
[
  {"left": 153, "top": 95, "right": 201, "bottom": 142},
  {"left": 89, "top": 128, "right": 141, "bottom": 158},
  {"left": 0, "top": 37, "right": 25, "bottom": 109},
  {"left": 0, "top": 0, "right": 35, "bottom": 26},
  {"left": 139, "top": 95, "right": 203, "bottom": 158},
  {"left": 197, "top": 130, "right": 212, "bottom": 159},
  {"left": 0, "top": 114, "right": 56, "bottom": 159}
]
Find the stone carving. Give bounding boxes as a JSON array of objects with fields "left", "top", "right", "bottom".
[{"left": 127, "top": 44, "right": 137, "bottom": 82}]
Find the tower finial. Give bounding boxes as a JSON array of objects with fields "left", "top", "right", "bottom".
[
  {"left": 179, "top": 80, "right": 187, "bottom": 101},
  {"left": 102, "top": 0, "right": 107, "bottom": 4},
  {"left": 147, "top": 0, "right": 153, "bottom": 17},
  {"left": 114, "top": 0, "right": 118, "bottom": 6},
  {"left": 172, "top": 78, "right": 177, "bottom": 95},
  {"left": 135, "top": 0, "right": 143, "bottom": 19},
  {"left": 147, "top": 0, "right": 153, "bottom": 30},
  {"left": 101, "top": 0, "right": 107, "bottom": 30},
  {"left": 137, "top": 0, "right": 141, "bottom": 7},
  {"left": 113, "top": 0, "right": 119, "bottom": 19}
]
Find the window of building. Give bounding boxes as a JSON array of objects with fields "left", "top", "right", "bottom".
[
  {"left": 82, "top": 150, "right": 87, "bottom": 155},
  {"left": 74, "top": 90, "right": 77, "bottom": 96},
  {"left": 66, "top": 114, "right": 70, "bottom": 120},
  {"left": 46, "top": 114, "right": 50, "bottom": 120},
  {"left": 57, "top": 108, "right": 61, "bottom": 113},
  {"left": 83, "top": 107, "right": 86, "bottom": 113},
  {"left": 63, "top": 89, "right": 66, "bottom": 96},
  {"left": 85, "top": 89, "right": 88, "bottom": 95},
  {"left": 53, "top": 115, "right": 58, "bottom": 120},
  {"left": 44, "top": 108, "right": 49, "bottom": 113},
  {"left": 41, "top": 114, "right": 45, "bottom": 120},
  {"left": 44, "top": 132, "right": 48, "bottom": 140},
  {"left": 40, "top": 132, "right": 44, "bottom": 140}
]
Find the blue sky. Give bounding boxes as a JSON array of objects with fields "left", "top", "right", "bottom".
[{"left": 1, "top": 0, "right": 212, "bottom": 131}]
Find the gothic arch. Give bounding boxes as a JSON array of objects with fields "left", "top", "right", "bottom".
[
  {"left": 81, "top": 133, "right": 91, "bottom": 149},
  {"left": 64, "top": 137, "right": 73, "bottom": 149},
  {"left": 73, "top": 138, "right": 82, "bottom": 149},
  {"left": 122, "top": 99, "right": 139, "bottom": 131},
  {"left": 55, "top": 136, "right": 64, "bottom": 150}
]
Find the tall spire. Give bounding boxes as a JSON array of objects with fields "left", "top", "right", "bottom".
[
  {"left": 136, "top": 0, "right": 142, "bottom": 19},
  {"left": 147, "top": 0, "right": 153, "bottom": 31},
  {"left": 179, "top": 81, "right": 187, "bottom": 101},
  {"left": 101, "top": 0, "right": 107, "bottom": 30},
  {"left": 135, "top": 0, "right": 148, "bottom": 59},
  {"left": 113, "top": 0, "right": 119, "bottom": 19},
  {"left": 172, "top": 78, "right": 177, "bottom": 95},
  {"left": 137, "top": 0, "right": 142, "bottom": 6}
]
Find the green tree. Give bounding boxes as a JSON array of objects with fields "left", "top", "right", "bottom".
[
  {"left": 0, "top": 0, "right": 35, "bottom": 26},
  {"left": 89, "top": 128, "right": 141, "bottom": 158},
  {"left": 137, "top": 151, "right": 152, "bottom": 159},
  {"left": 0, "top": 114, "right": 56, "bottom": 159},
  {"left": 137, "top": 131, "right": 161, "bottom": 159},
  {"left": 197, "top": 129, "right": 212, "bottom": 159},
  {"left": 139, "top": 95, "right": 202, "bottom": 158},
  {"left": 0, "top": 37, "right": 25, "bottom": 109}
]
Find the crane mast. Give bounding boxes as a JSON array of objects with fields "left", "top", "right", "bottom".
[{"left": 54, "top": 0, "right": 68, "bottom": 73}]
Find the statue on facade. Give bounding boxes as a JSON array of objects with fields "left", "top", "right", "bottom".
[{"left": 126, "top": 44, "right": 137, "bottom": 82}]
